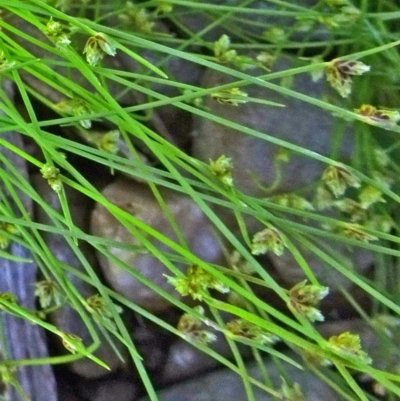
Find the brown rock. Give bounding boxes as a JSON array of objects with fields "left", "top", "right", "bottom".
[
  {"left": 91, "top": 180, "right": 224, "bottom": 312},
  {"left": 33, "top": 176, "right": 127, "bottom": 378}
]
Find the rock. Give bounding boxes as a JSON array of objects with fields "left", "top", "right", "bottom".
[
  {"left": 0, "top": 243, "right": 59, "bottom": 401},
  {"left": 116, "top": 43, "right": 204, "bottom": 149},
  {"left": 172, "top": 0, "right": 325, "bottom": 42},
  {"left": 191, "top": 55, "right": 373, "bottom": 290},
  {"left": 0, "top": 81, "right": 58, "bottom": 401},
  {"left": 192, "top": 56, "right": 352, "bottom": 198},
  {"left": 56, "top": 372, "right": 81, "bottom": 401},
  {"left": 271, "top": 239, "right": 374, "bottom": 290},
  {"left": 90, "top": 180, "right": 224, "bottom": 312},
  {"left": 160, "top": 338, "right": 221, "bottom": 385},
  {"left": 76, "top": 376, "right": 139, "bottom": 401},
  {"left": 32, "top": 176, "right": 127, "bottom": 378},
  {"left": 130, "top": 320, "right": 171, "bottom": 375},
  {"left": 160, "top": 331, "right": 252, "bottom": 386},
  {"left": 139, "top": 352, "right": 342, "bottom": 401},
  {"left": 160, "top": 309, "right": 250, "bottom": 385}
]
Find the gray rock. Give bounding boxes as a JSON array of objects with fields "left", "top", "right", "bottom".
[
  {"left": 116, "top": 44, "right": 204, "bottom": 148},
  {"left": 160, "top": 332, "right": 245, "bottom": 385},
  {"left": 90, "top": 180, "right": 224, "bottom": 312},
  {"left": 77, "top": 376, "right": 139, "bottom": 401},
  {"left": 160, "top": 339, "right": 221, "bottom": 385},
  {"left": 172, "top": 0, "right": 325, "bottom": 42},
  {"left": 192, "top": 56, "right": 352, "bottom": 198},
  {"left": 191, "top": 56, "right": 373, "bottom": 289},
  {"left": 130, "top": 320, "right": 170, "bottom": 374},
  {"left": 0, "top": 81, "right": 57, "bottom": 401},
  {"left": 160, "top": 309, "right": 250, "bottom": 385},
  {"left": 140, "top": 352, "right": 341, "bottom": 401},
  {"left": 0, "top": 243, "right": 58, "bottom": 401},
  {"left": 271, "top": 239, "right": 374, "bottom": 290}
]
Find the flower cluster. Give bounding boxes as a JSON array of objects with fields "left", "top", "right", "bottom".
[
  {"left": 0, "top": 364, "right": 17, "bottom": 385},
  {"left": 210, "top": 88, "right": 249, "bottom": 106},
  {"left": 318, "top": 164, "right": 389, "bottom": 240},
  {"left": 177, "top": 306, "right": 216, "bottom": 344},
  {"left": 328, "top": 331, "right": 372, "bottom": 364},
  {"left": 0, "top": 51, "right": 16, "bottom": 71},
  {"left": 256, "top": 51, "right": 276, "bottom": 68},
  {"left": 226, "top": 319, "right": 279, "bottom": 345},
  {"left": 250, "top": 227, "right": 286, "bottom": 256},
  {"left": 321, "top": 165, "right": 360, "bottom": 198},
  {"left": 83, "top": 33, "right": 116, "bottom": 67},
  {"left": 333, "top": 198, "right": 366, "bottom": 222},
  {"left": 44, "top": 18, "right": 71, "bottom": 48},
  {"left": 358, "top": 185, "right": 385, "bottom": 210},
  {"left": 318, "top": 6, "right": 361, "bottom": 29},
  {"left": 213, "top": 35, "right": 254, "bottom": 70},
  {"left": 55, "top": 98, "right": 93, "bottom": 129},
  {"left": 279, "top": 378, "right": 305, "bottom": 401},
  {"left": 34, "top": 280, "right": 63, "bottom": 309},
  {"left": 209, "top": 155, "right": 233, "bottom": 186},
  {"left": 40, "top": 164, "right": 62, "bottom": 193},
  {"left": 0, "top": 221, "right": 19, "bottom": 249},
  {"left": 0, "top": 292, "right": 18, "bottom": 313},
  {"left": 60, "top": 332, "right": 84, "bottom": 354},
  {"left": 167, "top": 265, "right": 229, "bottom": 301},
  {"left": 287, "top": 280, "right": 329, "bottom": 322},
  {"left": 214, "top": 34, "right": 237, "bottom": 63},
  {"left": 155, "top": 3, "right": 173, "bottom": 15},
  {"left": 354, "top": 104, "right": 400, "bottom": 130},
  {"left": 229, "top": 250, "right": 256, "bottom": 275},
  {"left": 96, "top": 130, "right": 120, "bottom": 154},
  {"left": 340, "top": 223, "right": 378, "bottom": 242},
  {"left": 326, "top": 59, "right": 370, "bottom": 98},
  {"left": 263, "top": 26, "right": 286, "bottom": 43},
  {"left": 85, "top": 294, "right": 122, "bottom": 329},
  {"left": 302, "top": 349, "right": 332, "bottom": 367},
  {"left": 271, "top": 194, "right": 314, "bottom": 211},
  {"left": 119, "top": 4, "right": 155, "bottom": 33}
]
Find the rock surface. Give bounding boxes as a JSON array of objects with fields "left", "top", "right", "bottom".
[
  {"left": 160, "top": 338, "right": 221, "bottom": 386},
  {"left": 270, "top": 238, "right": 374, "bottom": 290},
  {"left": 160, "top": 332, "right": 247, "bottom": 386},
  {"left": 0, "top": 81, "right": 58, "bottom": 401},
  {"left": 91, "top": 180, "right": 224, "bottom": 312},
  {"left": 173, "top": 0, "right": 323, "bottom": 42},
  {"left": 160, "top": 309, "right": 250, "bottom": 386},
  {"left": 76, "top": 376, "right": 139, "bottom": 401},
  {"left": 192, "top": 56, "right": 352, "bottom": 198},
  {"left": 140, "top": 352, "right": 342, "bottom": 401},
  {"left": 191, "top": 55, "right": 373, "bottom": 289}
]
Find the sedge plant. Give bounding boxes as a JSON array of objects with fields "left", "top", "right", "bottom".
[{"left": 0, "top": 1, "right": 400, "bottom": 400}]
